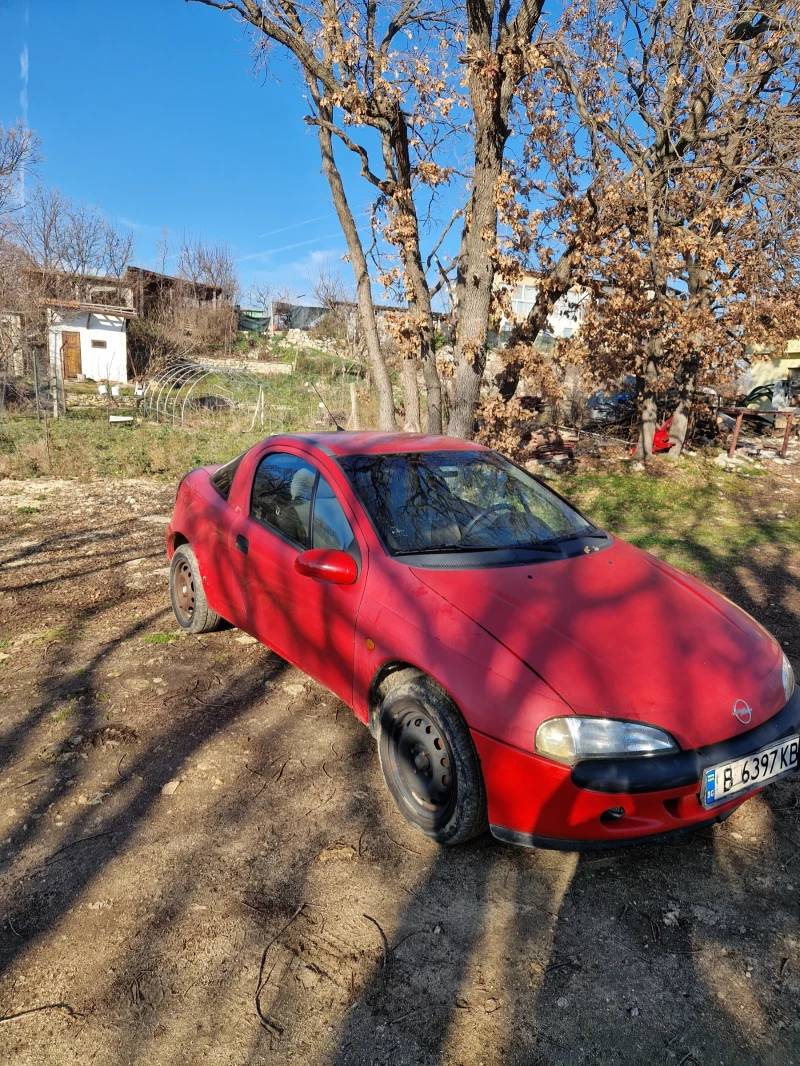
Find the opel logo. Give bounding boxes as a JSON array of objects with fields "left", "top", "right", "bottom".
[{"left": 733, "top": 699, "right": 753, "bottom": 725}]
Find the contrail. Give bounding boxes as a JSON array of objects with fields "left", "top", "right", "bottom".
[
  {"left": 258, "top": 209, "right": 369, "bottom": 239},
  {"left": 19, "top": 46, "right": 29, "bottom": 123},
  {"left": 258, "top": 214, "right": 332, "bottom": 239},
  {"left": 18, "top": 42, "right": 29, "bottom": 205},
  {"left": 239, "top": 233, "right": 344, "bottom": 261}
]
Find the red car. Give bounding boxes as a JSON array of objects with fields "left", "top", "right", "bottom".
[{"left": 166, "top": 432, "right": 798, "bottom": 849}]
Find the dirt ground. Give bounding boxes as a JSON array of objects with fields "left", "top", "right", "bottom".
[{"left": 0, "top": 474, "right": 798, "bottom": 1066}]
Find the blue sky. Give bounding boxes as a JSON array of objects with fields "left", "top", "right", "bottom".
[{"left": 0, "top": 0, "right": 378, "bottom": 302}]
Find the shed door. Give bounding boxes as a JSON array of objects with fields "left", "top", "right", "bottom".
[{"left": 61, "top": 332, "right": 82, "bottom": 378}]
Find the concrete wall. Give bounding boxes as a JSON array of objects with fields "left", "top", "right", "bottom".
[
  {"left": 48, "top": 309, "right": 128, "bottom": 384},
  {"left": 747, "top": 339, "right": 800, "bottom": 389}
]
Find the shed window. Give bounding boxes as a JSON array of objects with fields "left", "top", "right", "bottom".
[{"left": 91, "top": 340, "right": 108, "bottom": 349}]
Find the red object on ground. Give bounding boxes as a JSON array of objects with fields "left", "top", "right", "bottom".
[
  {"left": 629, "top": 416, "right": 675, "bottom": 455},
  {"left": 167, "top": 432, "right": 796, "bottom": 849}
]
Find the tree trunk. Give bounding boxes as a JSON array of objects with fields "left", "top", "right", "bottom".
[
  {"left": 401, "top": 357, "right": 421, "bottom": 432},
  {"left": 384, "top": 108, "right": 442, "bottom": 434},
  {"left": 448, "top": 32, "right": 519, "bottom": 439},
  {"left": 448, "top": 144, "right": 503, "bottom": 438},
  {"left": 315, "top": 98, "right": 396, "bottom": 431},
  {"left": 668, "top": 262, "right": 709, "bottom": 460},
  {"left": 634, "top": 338, "right": 660, "bottom": 460},
  {"left": 668, "top": 356, "right": 699, "bottom": 460}
]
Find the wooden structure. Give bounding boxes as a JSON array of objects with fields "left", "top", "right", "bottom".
[{"left": 723, "top": 407, "right": 797, "bottom": 459}]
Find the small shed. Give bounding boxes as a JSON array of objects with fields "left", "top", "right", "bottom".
[{"left": 43, "top": 300, "right": 137, "bottom": 385}]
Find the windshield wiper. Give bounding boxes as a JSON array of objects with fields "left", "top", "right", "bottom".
[
  {"left": 545, "top": 529, "right": 608, "bottom": 545},
  {"left": 394, "top": 544, "right": 508, "bottom": 556},
  {"left": 395, "top": 541, "right": 563, "bottom": 557}
]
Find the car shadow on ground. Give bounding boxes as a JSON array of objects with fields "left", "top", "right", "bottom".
[{"left": 1, "top": 479, "right": 798, "bottom": 1066}]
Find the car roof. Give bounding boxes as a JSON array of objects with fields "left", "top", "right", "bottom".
[{"left": 264, "top": 432, "right": 490, "bottom": 457}]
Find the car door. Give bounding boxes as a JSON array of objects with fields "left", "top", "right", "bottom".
[{"left": 229, "top": 448, "right": 368, "bottom": 705}]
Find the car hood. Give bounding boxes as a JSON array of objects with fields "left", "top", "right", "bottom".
[{"left": 412, "top": 539, "right": 785, "bottom": 749}]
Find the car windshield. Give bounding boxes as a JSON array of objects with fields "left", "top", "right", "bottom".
[{"left": 338, "top": 450, "right": 595, "bottom": 555}]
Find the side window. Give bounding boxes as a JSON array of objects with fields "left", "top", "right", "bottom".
[
  {"left": 210, "top": 452, "right": 245, "bottom": 500},
  {"left": 312, "top": 476, "right": 357, "bottom": 553},
  {"left": 251, "top": 453, "right": 316, "bottom": 548}
]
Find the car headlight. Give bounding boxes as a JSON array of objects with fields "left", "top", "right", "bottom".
[
  {"left": 535, "top": 717, "right": 679, "bottom": 765},
  {"left": 783, "top": 652, "right": 796, "bottom": 702}
]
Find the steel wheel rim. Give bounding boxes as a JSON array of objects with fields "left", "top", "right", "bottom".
[
  {"left": 173, "top": 559, "right": 196, "bottom": 623},
  {"left": 386, "top": 702, "right": 455, "bottom": 823}
]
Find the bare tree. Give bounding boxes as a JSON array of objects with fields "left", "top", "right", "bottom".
[
  {"left": 176, "top": 233, "right": 239, "bottom": 301},
  {"left": 16, "top": 185, "right": 135, "bottom": 289},
  {"left": 186, "top": 0, "right": 460, "bottom": 432},
  {"left": 445, "top": 0, "right": 546, "bottom": 438},
  {"left": 0, "top": 122, "right": 40, "bottom": 220},
  {"left": 187, "top": 0, "right": 550, "bottom": 437}
]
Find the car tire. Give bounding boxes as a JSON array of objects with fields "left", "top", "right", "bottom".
[
  {"left": 377, "top": 670, "right": 488, "bottom": 846},
  {"left": 169, "top": 544, "right": 222, "bottom": 634}
]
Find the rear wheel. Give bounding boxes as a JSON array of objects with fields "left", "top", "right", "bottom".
[
  {"left": 377, "top": 671, "right": 488, "bottom": 845},
  {"left": 169, "top": 544, "right": 222, "bottom": 634}
]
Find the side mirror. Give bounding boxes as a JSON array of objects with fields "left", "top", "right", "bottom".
[{"left": 295, "top": 548, "right": 358, "bottom": 585}]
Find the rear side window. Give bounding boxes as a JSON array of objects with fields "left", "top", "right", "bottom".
[
  {"left": 251, "top": 453, "right": 315, "bottom": 548},
  {"left": 210, "top": 452, "right": 245, "bottom": 501}
]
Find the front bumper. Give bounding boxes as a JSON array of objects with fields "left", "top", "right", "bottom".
[{"left": 472, "top": 688, "right": 799, "bottom": 851}]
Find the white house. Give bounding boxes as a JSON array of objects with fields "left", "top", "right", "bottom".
[
  {"left": 44, "top": 299, "right": 136, "bottom": 385},
  {"left": 497, "top": 275, "right": 589, "bottom": 340}
]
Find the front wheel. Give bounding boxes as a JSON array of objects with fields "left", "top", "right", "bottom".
[
  {"left": 377, "top": 671, "right": 488, "bottom": 845},
  {"left": 169, "top": 544, "right": 222, "bottom": 634}
]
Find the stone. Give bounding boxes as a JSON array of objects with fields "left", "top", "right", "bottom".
[{"left": 161, "top": 780, "right": 180, "bottom": 796}]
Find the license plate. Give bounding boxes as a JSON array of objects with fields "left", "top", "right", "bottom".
[{"left": 701, "top": 735, "right": 799, "bottom": 807}]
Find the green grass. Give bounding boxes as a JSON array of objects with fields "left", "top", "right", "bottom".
[
  {"left": 33, "top": 628, "right": 65, "bottom": 645},
  {"left": 50, "top": 708, "right": 72, "bottom": 723},
  {"left": 0, "top": 637, "right": 11, "bottom": 649},
  {"left": 17, "top": 505, "right": 40, "bottom": 514},
  {"left": 141, "top": 632, "right": 178, "bottom": 645},
  {"left": 0, "top": 363, "right": 379, "bottom": 479},
  {"left": 561, "top": 459, "right": 799, "bottom": 582}
]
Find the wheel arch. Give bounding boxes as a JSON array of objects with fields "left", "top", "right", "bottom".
[
  {"left": 367, "top": 658, "right": 460, "bottom": 738},
  {"left": 167, "top": 530, "right": 189, "bottom": 557}
]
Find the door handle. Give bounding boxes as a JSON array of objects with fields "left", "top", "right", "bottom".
[{"left": 236, "top": 534, "right": 249, "bottom": 555}]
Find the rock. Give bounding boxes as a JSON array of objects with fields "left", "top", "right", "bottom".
[
  {"left": 631, "top": 461, "right": 645, "bottom": 471},
  {"left": 484, "top": 998, "right": 499, "bottom": 1013},
  {"left": 630, "top": 1007, "right": 640, "bottom": 1018},
  {"left": 161, "top": 780, "right": 180, "bottom": 796},
  {"left": 556, "top": 997, "right": 569, "bottom": 1009},
  {"left": 235, "top": 634, "right": 258, "bottom": 645},
  {"left": 283, "top": 683, "right": 306, "bottom": 697},
  {"left": 714, "top": 453, "right": 746, "bottom": 468},
  {"left": 663, "top": 908, "right": 680, "bottom": 927}
]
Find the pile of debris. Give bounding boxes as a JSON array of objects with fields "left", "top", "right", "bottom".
[{"left": 523, "top": 426, "right": 575, "bottom": 466}]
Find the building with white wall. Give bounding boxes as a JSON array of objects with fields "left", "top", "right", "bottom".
[
  {"left": 44, "top": 299, "right": 136, "bottom": 385},
  {"left": 496, "top": 274, "right": 589, "bottom": 340}
]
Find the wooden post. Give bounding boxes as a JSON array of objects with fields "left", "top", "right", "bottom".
[
  {"left": 728, "top": 412, "right": 744, "bottom": 458},
  {"left": 349, "top": 382, "right": 360, "bottom": 430},
  {"left": 781, "top": 412, "right": 795, "bottom": 459},
  {"left": 32, "top": 351, "right": 41, "bottom": 423}
]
